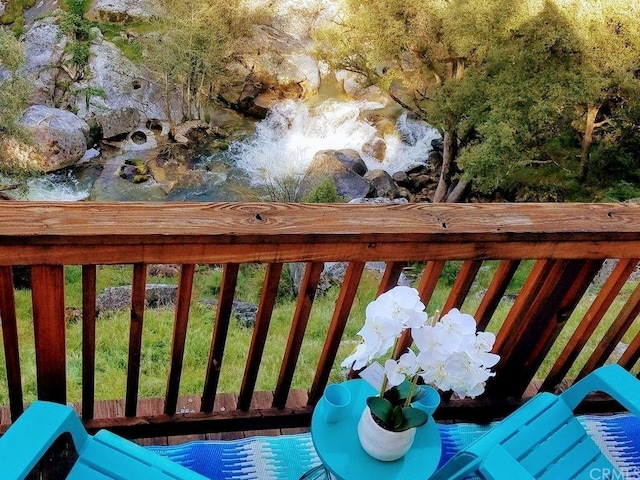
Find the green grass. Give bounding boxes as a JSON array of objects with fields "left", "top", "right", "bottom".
[
  {"left": 0, "top": 261, "right": 636, "bottom": 405},
  {"left": 0, "top": 265, "right": 380, "bottom": 404}
]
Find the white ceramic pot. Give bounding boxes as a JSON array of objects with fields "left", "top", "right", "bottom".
[{"left": 357, "top": 406, "right": 417, "bottom": 462}]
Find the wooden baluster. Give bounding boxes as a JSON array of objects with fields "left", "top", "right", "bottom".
[
  {"left": 309, "top": 262, "right": 365, "bottom": 406},
  {"left": 475, "top": 260, "right": 521, "bottom": 331},
  {"left": 578, "top": 279, "right": 640, "bottom": 380},
  {"left": 512, "top": 260, "right": 602, "bottom": 396},
  {"left": 376, "top": 262, "right": 406, "bottom": 295},
  {"left": 619, "top": 332, "right": 640, "bottom": 371},
  {"left": 542, "top": 258, "right": 638, "bottom": 391},
  {"left": 0, "top": 266, "right": 23, "bottom": 421},
  {"left": 238, "top": 263, "right": 283, "bottom": 411},
  {"left": 493, "top": 260, "right": 554, "bottom": 359},
  {"left": 442, "top": 260, "right": 483, "bottom": 313},
  {"left": 82, "top": 265, "right": 97, "bottom": 421},
  {"left": 488, "top": 260, "right": 566, "bottom": 397},
  {"left": 393, "top": 261, "right": 445, "bottom": 358},
  {"left": 201, "top": 263, "right": 240, "bottom": 413},
  {"left": 272, "top": 262, "right": 323, "bottom": 409},
  {"left": 125, "top": 263, "right": 147, "bottom": 417},
  {"left": 165, "top": 264, "right": 196, "bottom": 415},
  {"left": 31, "top": 265, "right": 66, "bottom": 404}
]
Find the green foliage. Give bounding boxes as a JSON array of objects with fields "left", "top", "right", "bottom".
[
  {"left": 301, "top": 178, "right": 341, "bottom": 203},
  {"left": 0, "top": 0, "right": 35, "bottom": 24},
  {"left": 599, "top": 181, "right": 640, "bottom": 202},
  {"left": 65, "top": 39, "right": 91, "bottom": 67},
  {"left": 0, "top": 27, "right": 32, "bottom": 159},
  {"left": 63, "top": 0, "right": 90, "bottom": 15},
  {"left": 112, "top": 36, "right": 143, "bottom": 61},
  {"left": 366, "top": 382, "right": 429, "bottom": 432},
  {"left": 142, "top": 0, "right": 261, "bottom": 119}
]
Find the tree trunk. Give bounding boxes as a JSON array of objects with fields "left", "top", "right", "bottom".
[
  {"left": 434, "top": 131, "right": 456, "bottom": 203},
  {"left": 446, "top": 179, "right": 470, "bottom": 203},
  {"left": 579, "top": 104, "right": 599, "bottom": 183}
]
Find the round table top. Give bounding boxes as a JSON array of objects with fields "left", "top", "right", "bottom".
[{"left": 311, "top": 379, "right": 442, "bottom": 480}]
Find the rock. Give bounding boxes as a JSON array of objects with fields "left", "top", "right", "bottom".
[
  {"left": 428, "top": 150, "right": 443, "bottom": 168},
  {"left": 307, "top": 149, "right": 368, "bottom": 177},
  {"left": 333, "top": 172, "right": 372, "bottom": 200},
  {"left": 219, "top": 24, "right": 321, "bottom": 114},
  {"left": 85, "top": 0, "right": 161, "bottom": 23},
  {"left": 392, "top": 171, "right": 410, "bottom": 185},
  {"left": 301, "top": 149, "right": 371, "bottom": 200},
  {"left": 18, "top": 105, "right": 90, "bottom": 172},
  {"left": 431, "top": 138, "right": 444, "bottom": 152},
  {"left": 362, "top": 137, "right": 387, "bottom": 161},
  {"left": 73, "top": 38, "right": 181, "bottom": 133},
  {"left": 200, "top": 298, "right": 258, "bottom": 328},
  {"left": 365, "top": 262, "right": 411, "bottom": 287},
  {"left": 288, "top": 262, "right": 349, "bottom": 297},
  {"left": 94, "top": 107, "right": 141, "bottom": 139},
  {"left": 174, "top": 120, "right": 209, "bottom": 144},
  {"left": 96, "top": 284, "right": 178, "bottom": 313},
  {"left": 20, "top": 17, "right": 67, "bottom": 104},
  {"left": 363, "top": 169, "right": 399, "bottom": 199},
  {"left": 148, "top": 264, "right": 180, "bottom": 277}
]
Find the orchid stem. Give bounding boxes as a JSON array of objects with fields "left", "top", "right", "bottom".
[{"left": 405, "top": 374, "right": 420, "bottom": 408}]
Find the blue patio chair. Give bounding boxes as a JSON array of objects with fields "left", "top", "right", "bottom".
[
  {"left": 431, "top": 364, "right": 640, "bottom": 480},
  {"left": 0, "top": 401, "right": 207, "bottom": 479}
]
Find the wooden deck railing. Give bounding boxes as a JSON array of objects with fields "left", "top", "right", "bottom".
[{"left": 1, "top": 202, "right": 640, "bottom": 438}]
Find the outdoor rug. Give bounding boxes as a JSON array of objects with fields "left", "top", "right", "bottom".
[{"left": 147, "top": 414, "right": 640, "bottom": 479}]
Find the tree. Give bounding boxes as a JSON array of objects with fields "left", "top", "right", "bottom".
[
  {"left": 142, "top": 0, "right": 258, "bottom": 130},
  {"left": 315, "top": 0, "right": 640, "bottom": 199},
  {"left": 314, "top": 0, "right": 521, "bottom": 202},
  {"left": 0, "top": 27, "right": 31, "bottom": 158},
  {"left": 565, "top": 1, "right": 640, "bottom": 182}
]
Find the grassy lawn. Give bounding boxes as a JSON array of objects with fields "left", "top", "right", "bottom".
[{"left": 0, "top": 261, "right": 636, "bottom": 405}]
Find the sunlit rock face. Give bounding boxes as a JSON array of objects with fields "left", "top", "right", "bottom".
[
  {"left": 16, "top": 105, "right": 90, "bottom": 172},
  {"left": 85, "top": 0, "right": 161, "bottom": 23}
]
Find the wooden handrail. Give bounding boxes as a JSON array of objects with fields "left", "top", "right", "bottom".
[{"left": 0, "top": 202, "right": 639, "bottom": 437}]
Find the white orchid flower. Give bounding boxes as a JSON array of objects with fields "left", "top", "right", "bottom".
[
  {"left": 384, "top": 359, "right": 406, "bottom": 388},
  {"left": 374, "top": 286, "right": 428, "bottom": 329}
]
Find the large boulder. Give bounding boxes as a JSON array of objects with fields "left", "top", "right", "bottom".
[
  {"left": 96, "top": 284, "right": 178, "bottom": 313},
  {"left": 71, "top": 34, "right": 182, "bottom": 136},
  {"left": 302, "top": 149, "right": 371, "bottom": 200},
  {"left": 85, "top": 0, "right": 161, "bottom": 23},
  {"left": 364, "top": 169, "right": 399, "bottom": 199},
  {"left": 17, "top": 105, "right": 90, "bottom": 172}
]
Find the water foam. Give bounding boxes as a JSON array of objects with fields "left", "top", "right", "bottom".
[{"left": 229, "top": 99, "right": 441, "bottom": 186}]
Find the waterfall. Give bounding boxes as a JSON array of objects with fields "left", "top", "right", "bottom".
[{"left": 228, "top": 99, "right": 441, "bottom": 186}]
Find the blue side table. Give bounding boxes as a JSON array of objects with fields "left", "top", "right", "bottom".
[{"left": 309, "top": 379, "right": 442, "bottom": 480}]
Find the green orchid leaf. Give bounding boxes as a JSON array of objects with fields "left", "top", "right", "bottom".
[
  {"left": 397, "top": 407, "right": 429, "bottom": 431},
  {"left": 391, "top": 406, "right": 404, "bottom": 430},
  {"left": 367, "top": 396, "right": 393, "bottom": 424}
]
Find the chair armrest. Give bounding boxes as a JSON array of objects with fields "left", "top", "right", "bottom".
[
  {"left": 0, "top": 401, "right": 90, "bottom": 480},
  {"left": 479, "top": 445, "right": 535, "bottom": 480},
  {"left": 429, "top": 452, "right": 481, "bottom": 480},
  {"left": 560, "top": 364, "right": 640, "bottom": 416}
]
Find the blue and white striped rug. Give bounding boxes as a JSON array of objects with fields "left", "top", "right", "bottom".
[{"left": 148, "top": 415, "right": 640, "bottom": 479}]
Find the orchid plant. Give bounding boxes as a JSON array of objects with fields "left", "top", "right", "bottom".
[{"left": 342, "top": 286, "right": 500, "bottom": 432}]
